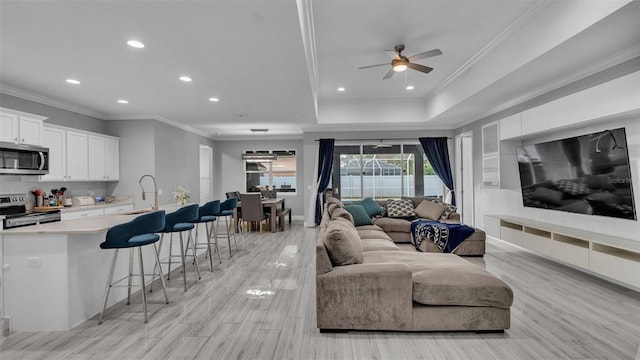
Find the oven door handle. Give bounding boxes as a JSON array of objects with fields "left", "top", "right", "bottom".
[{"left": 38, "top": 152, "right": 45, "bottom": 170}]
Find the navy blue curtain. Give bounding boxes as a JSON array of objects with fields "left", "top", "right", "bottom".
[
  {"left": 419, "top": 137, "right": 456, "bottom": 206},
  {"left": 315, "top": 139, "right": 335, "bottom": 225}
]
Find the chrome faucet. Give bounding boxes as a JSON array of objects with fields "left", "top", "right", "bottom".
[{"left": 139, "top": 174, "right": 159, "bottom": 211}]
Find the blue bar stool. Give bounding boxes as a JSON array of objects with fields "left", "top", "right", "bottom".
[
  {"left": 155, "top": 204, "right": 201, "bottom": 291},
  {"left": 214, "top": 198, "right": 239, "bottom": 257},
  {"left": 190, "top": 200, "right": 222, "bottom": 271},
  {"left": 98, "top": 210, "right": 168, "bottom": 324}
]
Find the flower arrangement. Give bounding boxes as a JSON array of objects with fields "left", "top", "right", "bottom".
[{"left": 172, "top": 185, "right": 191, "bottom": 205}]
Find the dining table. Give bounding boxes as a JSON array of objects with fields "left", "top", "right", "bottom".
[{"left": 235, "top": 197, "right": 285, "bottom": 233}]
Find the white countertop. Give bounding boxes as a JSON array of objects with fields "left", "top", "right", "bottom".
[{"left": 1, "top": 203, "right": 183, "bottom": 235}]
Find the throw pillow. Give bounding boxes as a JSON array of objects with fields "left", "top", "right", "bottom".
[
  {"left": 438, "top": 202, "right": 457, "bottom": 220},
  {"left": 345, "top": 205, "right": 374, "bottom": 226},
  {"left": 331, "top": 207, "right": 355, "bottom": 225},
  {"left": 323, "top": 218, "right": 363, "bottom": 266},
  {"left": 358, "top": 197, "right": 385, "bottom": 217},
  {"left": 415, "top": 200, "right": 447, "bottom": 220},
  {"left": 386, "top": 198, "right": 416, "bottom": 218}
]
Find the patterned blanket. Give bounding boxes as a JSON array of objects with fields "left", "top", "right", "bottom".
[{"left": 410, "top": 220, "right": 476, "bottom": 253}]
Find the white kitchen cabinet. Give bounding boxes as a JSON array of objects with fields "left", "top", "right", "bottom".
[
  {"left": 40, "top": 127, "right": 67, "bottom": 181},
  {"left": 0, "top": 111, "right": 19, "bottom": 143},
  {"left": 88, "top": 135, "right": 106, "bottom": 181},
  {"left": 65, "top": 131, "right": 88, "bottom": 181},
  {"left": 89, "top": 135, "right": 119, "bottom": 181},
  {"left": 103, "top": 204, "right": 133, "bottom": 214},
  {"left": 60, "top": 208, "right": 104, "bottom": 221},
  {"left": 104, "top": 137, "right": 119, "bottom": 180},
  {"left": 0, "top": 108, "right": 46, "bottom": 145}
]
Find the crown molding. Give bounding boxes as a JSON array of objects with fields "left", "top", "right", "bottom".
[
  {"left": 427, "top": 1, "right": 551, "bottom": 99},
  {"left": 470, "top": 47, "right": 640, "bottom": 124},
  {"left": 104, "top": 114, "right": 216, "bottom": 140},
  {"left": 0, "top": 84, "right": 107, "bottom": 119},
  {"left": 296, "top": 0, "right": 319, "bottom": 120}
]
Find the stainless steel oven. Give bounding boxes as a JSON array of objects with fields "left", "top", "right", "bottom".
[
  {"left": 0, "top": 141, "right": 49, "bottom": 175},
  {"left": 0, "top": 193, "right": 61, "bottom": 229}
]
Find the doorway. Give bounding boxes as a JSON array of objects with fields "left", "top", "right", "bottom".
[{"left": 199, "top": 145, "right": 213, "bottom": 204}]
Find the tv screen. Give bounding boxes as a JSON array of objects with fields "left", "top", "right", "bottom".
[{"left": 516, "top": 127, "right": 636, "bottom": 220}]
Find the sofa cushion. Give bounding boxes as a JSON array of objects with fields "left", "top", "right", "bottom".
[
  {"left": 415, "top": 200, "right": 447, "bottom": 220},
  {"left": 323, "top": 218, "right": 363, "bottom": 266},
  {"left": 359, "top": 197, "right": 385, "bottom": 217},
  {"left": 438, "top": 202, "right": 458, "bottom": 220},
  {"left": 374, "top": 217, "right": 412, "bottom": 233},
  {"left": 355, "top": 224, "right": 384, "bottom": 232},
  {"left": 386, "top": 199, "right": 416, "bottom": 218},
  {"left": 357, "top": 228, "right": 392, "bottom": 241},
  {"left": 331, "top": 207, "right": 354, "bottom": 224},
  {"left": 361, "top": 238, "right": 400, "bottom": 252},
  {"left": 363, "top": 251, "right": 513, "bottom": 308},
  {"left": 345, "top": 205, "right": 374, "bottom": 226}
]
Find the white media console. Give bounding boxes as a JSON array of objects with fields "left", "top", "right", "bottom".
[{"left": 484, "top": 215, "right": 640, "bottom": 291}]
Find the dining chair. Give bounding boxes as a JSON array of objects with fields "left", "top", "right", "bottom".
[
  {"left": 98, "top": 210, "right": 168, "bottom": 324},
  {"left": 239, "top": 193, "right": 271, "bottom": 234}
]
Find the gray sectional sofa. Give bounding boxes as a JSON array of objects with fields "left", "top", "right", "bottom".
[
  {"left": 316, "top": 198, "right": 513, "bottom": 332},
  {"left": 345, "top": 196, "right": 486, "bottom": 255}
]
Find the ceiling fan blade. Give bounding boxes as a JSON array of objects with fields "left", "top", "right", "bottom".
[
  {"left": 384, "top": 50, "right": 400, "bottom": 60},
  {"left": 383, "top": 68, "right": 395, "bottom": 80},
  {"left": 407, "top": 62, "right": 433, "bottom": 74},
  {"left": 408, "top": 49, "right": 443, "bottom": 62},
  {"left": 358, "top": 63, "right": 390, "bottom": 70}
]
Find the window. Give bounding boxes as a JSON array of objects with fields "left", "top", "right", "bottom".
[
  {"left": 244, "top": 150, "right": 296, "bottom": 193},
  {"left": 332, "top": 144, "right": 443, "bottom": 201}
]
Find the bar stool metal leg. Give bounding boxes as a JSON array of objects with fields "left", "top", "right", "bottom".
[
  {"left": 152, "top": 243, "right": 169, "bottom": 304},
  {"left": 127, "top": 248, "right": 134, "bottom": 304},
  {"left": 179, "top": 231, "right": 188, "bottom": 292},
  {"left": 98, "top": 249, "right": 119, "bottom": 325},
  {"left": 186, "top": 229, "right": 202, "bottom": 280},
  {"left": 138, "top": 246, "right": 148, "bottom": 323}
]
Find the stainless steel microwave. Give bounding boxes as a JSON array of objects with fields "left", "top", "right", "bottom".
[{"left": 0, "top": 141, "right": 49, "bottom": 175}]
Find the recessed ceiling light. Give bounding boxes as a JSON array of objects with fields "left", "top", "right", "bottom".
[
  {"left": 117, "top": 99, "right": 129, "bottom": 104},
  {"left": 65, "top": 79, "right": 80, "bottom": 85},
  {"left": 179, "top": 76, "right": 192, "bottom": 82},
  {"left": 406, "top": 85, "right": 415, "bottom": 90},
  {"left": 127, "top": 40, "right": 145, "bottom": 49},
  {"left": 209, "top": 97, "right": 219, "bottom": 102},
  {"left": 337, "top": 87, "right": 345, "bottom": 92}
]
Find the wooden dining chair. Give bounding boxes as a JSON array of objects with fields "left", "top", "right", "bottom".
[{"left": 239, "top": 193, "right": 270, "bottom": 234}]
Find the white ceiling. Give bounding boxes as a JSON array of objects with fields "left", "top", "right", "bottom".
[{"left": 1, "top": 0, "right": 638, "bottom": 140}]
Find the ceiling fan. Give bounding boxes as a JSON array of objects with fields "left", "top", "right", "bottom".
[{"left": 359, "top": 45, "right": 442, "bottom": 80}]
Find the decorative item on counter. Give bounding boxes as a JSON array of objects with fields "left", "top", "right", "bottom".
[{"left": 172, "top": 185, "right": 191, "bottom": 205}]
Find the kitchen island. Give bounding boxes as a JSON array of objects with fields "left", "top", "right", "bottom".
[{"left": 0, "top": 203, "right": 184, "bottom": 332}]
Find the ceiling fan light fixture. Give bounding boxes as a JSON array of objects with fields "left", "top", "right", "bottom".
[{"left": 393, "top": 63, "right": 407, "bottom": 72}]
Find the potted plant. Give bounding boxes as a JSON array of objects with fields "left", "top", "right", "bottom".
[{"left": 172, "top": 185, "right": 191, "bottom": 205}]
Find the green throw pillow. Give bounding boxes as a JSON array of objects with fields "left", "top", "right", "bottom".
[
  {"left": 358, "top": 197, "right": 385, "bottom": 217},
  {"left": 345, "top": 205, "right": 374, "bottom": 226}
]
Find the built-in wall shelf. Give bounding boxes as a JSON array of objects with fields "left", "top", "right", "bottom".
[{"left": 484, "top": 215, "right": 640, "bottom": 291}]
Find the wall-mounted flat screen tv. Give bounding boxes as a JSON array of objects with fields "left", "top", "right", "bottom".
[{"left": 516, "top": 127, "right": 636, "bottom": 220}]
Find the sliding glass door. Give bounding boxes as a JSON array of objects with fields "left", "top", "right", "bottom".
[{"left": 331, "top": 143, "right": 441, "bottom": 201}]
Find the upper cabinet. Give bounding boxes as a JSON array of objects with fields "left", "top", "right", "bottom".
[
  {"left": 88, "top": 135, "right": 120, "bottom": 181},
  {"left": 40, "top": 124, "right": 119, "bottom": 183},
  {"left": 0, "top": 108, "right": 46, "bottom": 146}
]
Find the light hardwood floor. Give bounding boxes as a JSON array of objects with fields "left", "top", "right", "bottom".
[{"left": 1, "top": 224, "right": 639, "bottom": 359}]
